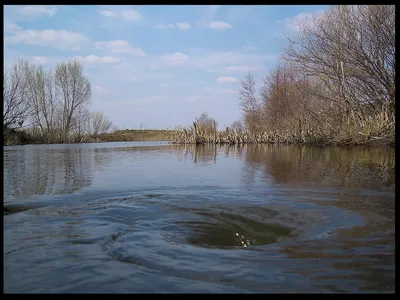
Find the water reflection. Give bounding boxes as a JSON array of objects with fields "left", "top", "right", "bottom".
[
  {"left": 244, "top": 144, "right": 395, "bottom": 191},
  {"left": 4, "top": 148, "right": 95, "bottom": 200},
  {"left": 169, "top": 144, "right": 218, "bottom": 165}
]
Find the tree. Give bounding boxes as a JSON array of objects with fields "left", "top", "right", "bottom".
[
  {"left": 90, "top": 111, "right": 113, "bottom": 136},
  {"left": 3, "top": 59, "right": 30, "bottom": 131},
  {"left": 283, "top": 5, "right": 395, "bottom": 126},
  {"left": 54, "top": 59, "right": 91, "bottom": 140},
  {"left": 23, "top": 62, "right": 58, "bottom": 136},
  {"left": 239, "top": 73, "right": 263, "bottom": 133}
]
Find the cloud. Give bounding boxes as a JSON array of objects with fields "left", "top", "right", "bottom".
[
  {"left": 161, "top": 52, "right": 188, "bottom": 65},
  {"left": 186, "top": 49, "right": 274, "bottom": 72},
  {"left": 4, "top": 22, "right": 22, "bottom": 33},
  {"left": 218, "top": 65, "right": 264, "bottom": 73},
  {"left": 280, "top": 10, "right": 325, "bottom": 32},
  {"left": 73, "top": 55, "right": 120, "bottom": 64},
  {"left": 99, "top": 10, "right": 116, "bottom": 17},
  {"left": 208, "top": 21, "right": 233, "bottom": 31},
  {"left": 18, "top": 5, "right": 59, "bottom": 17},
  {"left": 154, "top": 24, "right": 175, "bottom": 29},
  {"left": 154, "top": 23, "right": 191, "bottom": 30},
  {"left": 176, "top": 22, "right": 191, "bottom": 30},
  {"left": 5, "top": 28, "right": 90, "bottom": 51},
  {"left": 99, "top": 8, "right": 142, "bottom": 21},
  {"left": 217, "top": 76, "right": 239, "bottom": 83},
  {"left": 219, "top": 89, "right": 237, "bottom": 95},
  {"left": 121, "top": 9, "right": 142, "bottom": 21},
  {"left": 95, "top": 40, "right": 145, "bottom": 56}
]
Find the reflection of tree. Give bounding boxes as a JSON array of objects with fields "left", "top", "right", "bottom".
[
  {"left": 281, "top": 230, "right": 395, "bottom": 292},
  {"left": 241, "top": 144, "right": 395, "bottom": 292},
  {"left": 243, "top": 144, "right": 395, "bottom": 191},
  {"left": 169, "top": 144, "right": 218, "bottom": 166},
  {"left": 4, "top": 147, "right": 96, "bottom": 200}
]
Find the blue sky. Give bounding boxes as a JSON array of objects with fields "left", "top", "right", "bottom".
[{"left": 4, "top": 5, "right": 328, "bottom": 130}]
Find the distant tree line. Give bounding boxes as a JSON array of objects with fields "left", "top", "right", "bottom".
[{"left": 4, "top": 59, "right": 113, "bottom": 144}]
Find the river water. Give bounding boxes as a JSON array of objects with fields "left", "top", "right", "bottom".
[{"left": 4, "top": 142, "right": 395, "bottom": 293}]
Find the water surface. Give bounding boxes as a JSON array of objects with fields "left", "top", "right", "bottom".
[{"left": 4, "top": 142, "right": 395, "bottom": 293}]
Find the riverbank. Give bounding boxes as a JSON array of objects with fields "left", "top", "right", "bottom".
[
  {"left": 3, "top": 128, "right": 178, "bottom": 146},
  {"left": 4, "top": 126, "right": 394, "bottom": 147}
]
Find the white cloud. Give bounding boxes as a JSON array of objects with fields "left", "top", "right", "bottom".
[
  {"left": 187, "top": 49, "right": 274, "bottom": 72},
  {"left": 121, "top": 9, "right": 142, "bottom": 21},
  {"left": 219, "top": 89, "right": 237, "bottom": 95},
  {"left": 19, "top": 5, "right": 58, "bottom": 17},
  {"left": 208, "top": 21, "right": 233, "bottom": 31},
  {"left": 5, "top": 29, "right": 90, "bottom": 51},
  {"left": 95, "top": 40, "right": 145, "bottom": 56},
  {"left": 176, "top": 22, "right": 191, "bottom": 30},
  {"left": 154, "top": 23, "right": 191, "bottom": 30},
  {"left": 281, "top": 10, "right": 324, "bottom": 32},
  {"left": 4, "top": 22, "right": 22, "bottom": 33},
  {"left": 219, "top": 65, "right": 264, "bottom": 73},
  {"left": 217, "top": 76, "right": 239, "bottom": 83},
  {"left": 154, "top": 24, "right": 175, "bottom": 29},
  {"left": 73, "top": 55, "right": 120, "bottom": 64},
  {"left": 161, "top": 52, "right": 188, "bottom": 65},
  {"left": 99, "top": 8, "right": 142, "bottom": 21},
  {"left": 100, "top": 10, "right": 116, "bottom": 17}
]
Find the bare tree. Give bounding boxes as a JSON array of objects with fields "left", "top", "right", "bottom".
[
  {"left": 3, "top": 59, "right": 31, "bottom": 131},
  {"left": 23, "top": 62, "right": 59, "bottom": 138},
  {"left": 54, "top": 59, "right": 91, "bottom": 140},
  {"left": 90, "top": 111, "right": 113, "bottom": 136},
  {"left": 283, "top": 5, "right": 395, "bottom": 127},
  {"left": 239, "top": 73, "right": 264, "bottom": 133},
  {"left": 230, "top": 120, "right": 244, "bottom": 132}
]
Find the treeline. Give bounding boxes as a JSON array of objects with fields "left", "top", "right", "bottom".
[
  {"left": 4, "top": 59, "right": 113, "bottom": 145},
  {"left": 173, "top": 5, "right": 395, "bottom": 145}
]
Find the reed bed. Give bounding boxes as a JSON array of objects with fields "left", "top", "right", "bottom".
[{"left": 170, "top": 111, "right": 394, "bottom": 146}]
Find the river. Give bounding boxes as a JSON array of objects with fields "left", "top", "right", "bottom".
[{"left": 4, "top": 142, "right": 395, "bottom": 293}]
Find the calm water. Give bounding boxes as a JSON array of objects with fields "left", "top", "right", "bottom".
[{"left": 4, "top": 142, "right": 395, "bottom": 293}]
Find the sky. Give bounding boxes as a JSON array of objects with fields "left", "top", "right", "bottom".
[{"left": 4, "top": 5, "right": 329, "bottom": 130}]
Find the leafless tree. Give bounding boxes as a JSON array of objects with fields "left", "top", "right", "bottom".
[
  {"left": 283, "top": 5, "right": 395, "bottom": 127},
  {"left": 54, "top": 59, "right": 91, "bottom": 140},
  {"left": 23, "top": 62, "right": 59, "bottom": 137},
  {"left": 239, "top": 73, "right": 264, "bottom": 132},
  {"left": 90, "top": 111, "right": 113, "bottom": 136},
  {"left": 195, "top": 112, "right": 218, "bottom": 136},
  {"left": 230, "top": 120, "right": 244, "bottom": 132},
  {"left": 3, "top": 59, "right": 31, "bottom": 131}
]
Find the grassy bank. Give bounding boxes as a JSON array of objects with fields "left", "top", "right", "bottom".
[
  {"left": 98, "top": 129, "right": 177, "bottom": 142},
  {"left": 4, "top": 128, "right": 178, "bottom": 146}
]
